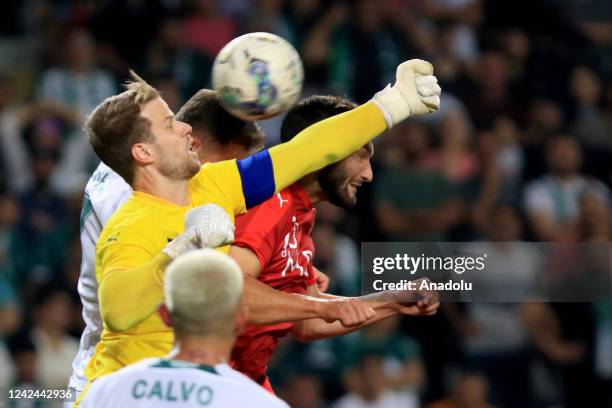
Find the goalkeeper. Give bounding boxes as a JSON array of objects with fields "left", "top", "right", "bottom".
[{"left": 82, "top": 59, "right": 441, "bottom": 389}]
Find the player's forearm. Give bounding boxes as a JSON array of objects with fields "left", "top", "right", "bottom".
[
  {"left": 292, "top": 306, "right": 398, "bottom": 342},
  {"left": 268, "top": 102, "right": 387, "bottom": 192},
  {"left": 318, "top": 291, "right": 399, "bottom": 313},
  {"left": 244, "top": 276, "right": 329, "bottom": 325},
  {"left": 98, "top": 253, "right": 171, "bottom": 332}
]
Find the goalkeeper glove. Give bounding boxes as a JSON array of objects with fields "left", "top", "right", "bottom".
[
  {"left": 371, "top": 59, "right": 441, "bottom": 128},
  {"left": 162, "top": 204, "right": 235, "bottom": 260}
]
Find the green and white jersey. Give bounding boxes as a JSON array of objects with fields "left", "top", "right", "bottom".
[
  {"left": 70, "top": 162, "right": 132, "bottom": 392},
  {"left": 80, "top": 358, "right": 288, "bottom": 408}
]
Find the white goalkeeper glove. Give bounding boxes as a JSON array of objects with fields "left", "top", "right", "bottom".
[
  {"left": 162, "top": 204, "right": 235, "bottom": 260},
  {"left": 371, "top": 59, "right": 441, "bottom": 128}
]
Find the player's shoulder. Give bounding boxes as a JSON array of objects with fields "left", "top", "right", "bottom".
[
  {"left": 235, "top": 189, "right": 294, "bottom": 231},
  {"left": 86, "top": 162, "right": 127, "bottom": 189},
  {"left": 85, "top": 162, "right": 132, "bottom": 217},
  {"left": 97, "top": 194, "right": 157, "bottom": 248},
  {"left": 190, "top": 160, "right": 238, "bottom": 184},
  {"left": 215, "top": 365, "right": 289, "bottom": 407},
  {"left": 255, "top": 188, "right": 297, "bottom": 216}
]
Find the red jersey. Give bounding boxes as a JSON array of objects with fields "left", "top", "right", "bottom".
[{"left": 230, "top": 183, "right": 317, "bottom": 385}]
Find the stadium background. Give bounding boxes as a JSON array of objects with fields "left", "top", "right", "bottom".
[{"left": 0, "top": 0, "right": 610, "bottom": 407}]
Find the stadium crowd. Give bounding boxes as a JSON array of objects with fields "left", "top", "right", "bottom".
[{"left": 0, "top": 0, "right": 610, "bottom": 407}]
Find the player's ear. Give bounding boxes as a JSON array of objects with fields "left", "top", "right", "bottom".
[
  {"left": 132, "top": 142, "right": 154, "bottom": 165},
  {"left": 158, "top": 304, "right": 173, "bottom": 328},
  {"left": 190, "top": 134, "right": 202, "bottom": 154}
]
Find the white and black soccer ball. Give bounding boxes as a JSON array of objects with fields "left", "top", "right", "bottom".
[{"left": 212, "top": 32, "right": 304, "bottom": 121}]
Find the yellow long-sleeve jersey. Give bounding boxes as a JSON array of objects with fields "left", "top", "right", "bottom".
[{"left": 84, "top": 102, "right": 387, "bottom": 384}]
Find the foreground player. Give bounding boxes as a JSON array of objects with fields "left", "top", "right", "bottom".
[
  {"left": 81, "top": 249, "right": 288, "bottom": 408},
  {"left": 83, "top": 60, "right": 440, "bottom": 390},
  {"left": 229, "top": 95, "right": 440, "bottom": 390},
  {"left": 69, "top": 90, "right": 264, "bottom": 394}
]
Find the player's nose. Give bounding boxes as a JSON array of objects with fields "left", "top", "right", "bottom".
[{"left": 361, "top": 161, "right": 373, "bottom": 183}]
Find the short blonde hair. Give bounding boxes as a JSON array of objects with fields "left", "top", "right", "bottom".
[
  {"left": 85, "top": 70, "right": 159, "bottom": 185},
  {"left": 164, "top": 249, "right": 244, "bottom": 336}
]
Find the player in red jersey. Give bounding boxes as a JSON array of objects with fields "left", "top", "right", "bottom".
[{"left": 228, "top": 95, "right": 440, "bottom": 392}]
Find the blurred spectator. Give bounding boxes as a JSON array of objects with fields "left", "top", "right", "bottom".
[
  {"left": 461, "top": 119, "right": 524, "bottom": 237},
  {"left": 0, "top": 263, "right": 20, "bottom": 388},
  {"left": 37, "top": 28, "right": 116, "bottom": 120},
  {"left": 521, "top": 99, "right": 564, "bottom": 181},
  {"left": 0, "top": 102, "right": 92, "bottom": 196},
  {"left": 0, "top": 194, "right": 26, "bottom": 286},
  {"left": 7, "top": 334, "right": 39, "bottom": 406},
  {"left": 523, "top": 302, "right": 602, "bottom": 408},
  {"left": 593, "top": 302, "right": 612, "bottom": 405},
  {"left": 569, "top": 66, "right": 612, "bottom": 150},
  {"left": 334, "top": 354, "right": 419, "bottom": 408},
  {"left": 423, "top": 110, "right": 478, "bottom": 184},
  {"left": 449, "top": 204, "right": 539, "bottom": 407},
  {"left": 183, "top": 0, "right": 237, "bottom": 59},
  {"left": 490, "top": 117, "right": 524, "bottom": 199},
  {"left": 0, "top": 74, "right": 22, "bottom": 192},
  {"left": 285, "top": 0, "right": 325, "bottom": 48},
  {"left": 578, "top": 191, "right": 611, "bottom": 242},
  {"left": 146, "top": 17, "right": 212, "bottom": 101},
  {"left": 280, "top": 372, "right": 326, "bottom": 408},
  {"left": 90, "top": 0, "right": 166, "bottom": 74},
  {"left": 242, "top": 0, "right": 293, "bottom": 41},
  {"left": 304, "top": 0, "right": 429, "bottom": 102},
  {"left": 523, "top": 135, "right": 610, "bottom": 241},
  {"left": 463, "top": 50, "right": 520, "bottom": 129},
  {"left": 374, "top": 122, "right": 461, "bottom": 241},
  {"left": 427, "top": 371, "right": 494, "bottom": 408},
  {"left": 339, "top": 316, "right": 424, "bottom": 398},
  {"left": 312, "top": 207, "right": 360, "bottom": 296},
  {"left": 30, "top": 285, "right": 78, "bottom": 390},
  {"left": 14, "top": 122, "right": 73, "bottom": 286},
  {"left": 422, "top": 0, "right": 482, "bottom": 64}
]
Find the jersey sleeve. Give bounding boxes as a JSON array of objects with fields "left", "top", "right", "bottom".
[
  {"left": 191, "top": 152, "right": 280, "bottom": 211},
  {"left": 97, "top": 225, "right": 158, "bottom": 277},
  {"left": 96, "top": 224, "right": 168, "bottom": 332},
  {"left": 233, "top": 194, "right": 288, "bottom": 271}
]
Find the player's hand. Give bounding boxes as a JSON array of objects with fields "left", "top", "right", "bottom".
[
  {"left": 162, "top": 204, "right": 234, "bottom": 260},
  {"left": 371, "top": 59, "right": 441, "bottom": 128},
  {"left": 319, "top": 298, "right": 376, "bottom": 327},
  {"left": 315, "top": 270, "right": 331, "bottom": 292},
  {"left": 184, "top": 204, "right": 235, "bottom": 248},
  {"left": 392, "top": 278, "right": 440, "bottom": 316}
]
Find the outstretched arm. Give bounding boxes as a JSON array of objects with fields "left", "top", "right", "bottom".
[
  {"left": 229, "top": 245, "right": 375, "bottom": 326},
  {"left": 292, "top": 274, "right": 439, "bottom": 342},
  {"left": 235, "top": 59, "right": 441, "bottom": 209},
  {"left": 270, "top": 60, "right": 440, "bottom": 193}
]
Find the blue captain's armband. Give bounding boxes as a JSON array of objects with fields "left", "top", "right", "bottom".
[{"left": 236, "top": 150, "right": 276, "bottom": 208}]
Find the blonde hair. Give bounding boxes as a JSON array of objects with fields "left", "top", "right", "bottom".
[
  {"left": 164, "top": 249, "right": 244, "bottom": 336},
  {"left": 85, "top": 70, "right": 159, "bottom": 184}
]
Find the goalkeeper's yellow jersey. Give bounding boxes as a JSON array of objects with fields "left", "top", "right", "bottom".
[{"left": 84, "top": 159, "right": 247, "bottom": 383}]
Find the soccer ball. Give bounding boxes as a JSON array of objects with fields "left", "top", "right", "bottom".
[{"left": 212, "top": 32, "right": 304, "bottom": 121}]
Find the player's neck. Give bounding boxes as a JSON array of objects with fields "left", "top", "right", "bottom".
[
  {"left": 133, "top": 170, "right": 191, "bottom": 206},
  {"left": 173, "top": 335, "right": 233, "bottom": 366},
  {"left": 299, "top": 176, "right": 324, "bottom": 205}
]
